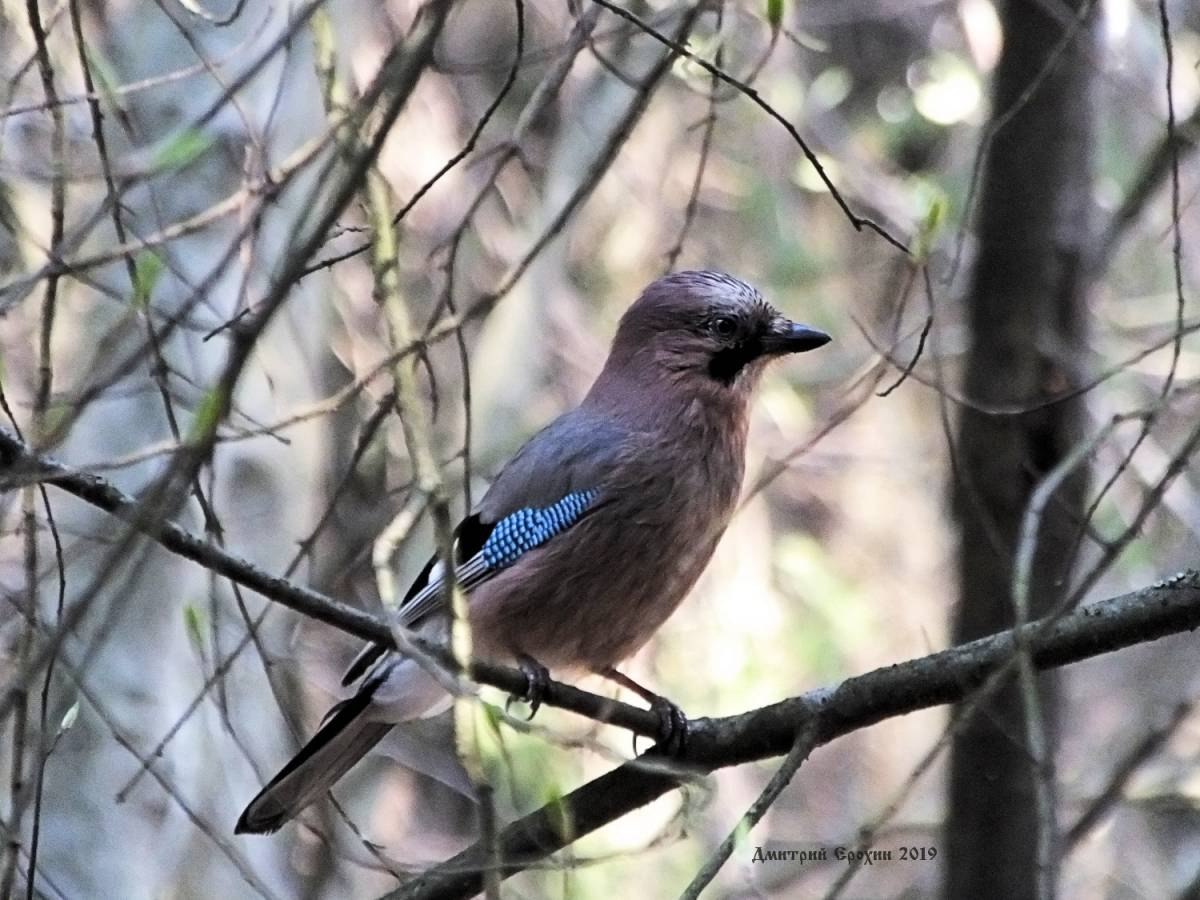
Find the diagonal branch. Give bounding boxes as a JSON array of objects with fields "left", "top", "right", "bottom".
[
  {"left": 4, "top": 425, "right": 1200, "bottom": 900},
  {"left": 384, "top": 571, "right": 1200, "bottom": 900},
  {"left": 588, "top": 0, "right": 909, "bottom": 254},
  {"left": 0, "top": 423, "right": 662, "bottom": 741}
]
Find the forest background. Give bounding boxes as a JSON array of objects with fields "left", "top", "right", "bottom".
[{"left": 1, "top": 1, "right": 1199, "bottom": 898}]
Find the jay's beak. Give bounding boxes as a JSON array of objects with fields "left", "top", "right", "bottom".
[{"left": 761, "top": 319, "right": 831, "bottom": 355}]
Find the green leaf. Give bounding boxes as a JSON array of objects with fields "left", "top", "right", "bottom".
[
  {"left": 41, "top": 401, "right": 73, "bottom": 442},
  {"left": 766, "top": 0, "right": 785, "bottom": 30},
  {"left": 480, "top": 701, "right": 504, "bottom": 742},
  {"left": 132, "top": 251, "right": 164, "bottom": 308},
  {"left": 541, "top": 782, "right": 574, "bottom": 842},
  {"left": 84, "top": 49, "right": 124, "bottom": 117},
  {"left": 189, "top": 385, "right": 227, "bottom": 442},
  {"left": 183, "top": 604, "right": 205, "bottom": 648},
  {"left": 916, "top": 192, "right": 948, "bottom": 261},
  {"left": 153, "top": 129, "right": 212, "bottom": 171}
]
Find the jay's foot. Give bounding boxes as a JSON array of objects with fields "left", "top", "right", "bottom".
[
  {"left": 509, "top": 654, "right": 551, "bottom": 719},
  {"left": 600, "top": 666, "right": 689, "bottom": 756},
  {"left": 648, "top": 693, "right": 689, "bottom": 756}
]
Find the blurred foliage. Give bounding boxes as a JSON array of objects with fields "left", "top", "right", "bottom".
[{"left": 0, "top": 0, "right": 1197, "bottom": 897}]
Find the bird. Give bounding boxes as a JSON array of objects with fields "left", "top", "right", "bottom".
[{"left": 235, "top": 270, "right": 830, "bottom": 834}]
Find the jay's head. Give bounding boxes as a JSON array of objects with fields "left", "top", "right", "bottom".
[{"left": 608, "top": 271, "right": 830, "bottom": 392}]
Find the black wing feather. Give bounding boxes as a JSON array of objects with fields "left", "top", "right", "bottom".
[
  {"left": 341, "top": 515, "right": 497, "bottom": 687},
  {"left": 340, "top": 410, "right": 626, "bottom": 687}
]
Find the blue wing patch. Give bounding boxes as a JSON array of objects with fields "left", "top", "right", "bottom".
[
  {"left": 393, "top": 489, "right": 601, "bottom": 629},
  {"left": 480, "top": 490, "right": 600, "bottom": 568}
]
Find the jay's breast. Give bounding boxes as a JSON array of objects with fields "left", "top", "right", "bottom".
[{"left": 467, "top": 474, "right": 736, "bottom": 673}]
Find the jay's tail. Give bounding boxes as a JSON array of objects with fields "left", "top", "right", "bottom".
[{"left": 235, "top": 693, "right": 391, "bottom": 835}]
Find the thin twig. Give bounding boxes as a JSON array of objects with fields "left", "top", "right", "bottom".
[
  {"left": 1156, "top": 0, "right": 1186, "bottom": 403},
  {"left": 679, "top": 717, "right": 819, "bottom": 900},
  {"left": 1063, "top": 700, "right": 1192, "bottom": 852},
  {"left": 5, "top": 0, "right": 66, "bottom": 892},
  {"left": 945, "top": 0, "right": 1096, "bottom": 287},
  {"left": 1011, "top": 421, "right": 1132, "bottom": 899},
  {"left": 663, "top": 4, "right": 722, "bottom": 271},
  {"left": 588, "top": 0, "right": 909, "bottom": 254},
  {"left": 384, "top": 571, "right": 1200, "bottom": 900}
]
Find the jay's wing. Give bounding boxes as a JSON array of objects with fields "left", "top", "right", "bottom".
[
  {"left": 238, "top": 412, "right": 631, "bottom": 832},
  {"left": 340, "top": 410, "right": 627, "bottom": 687}
]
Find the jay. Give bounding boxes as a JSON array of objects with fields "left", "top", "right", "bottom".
[{"left": 236, "top": 270, "right": 830, "bottom": 834}]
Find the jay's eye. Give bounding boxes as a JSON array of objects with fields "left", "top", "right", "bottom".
[{"left": 711, "top": 316, "right": 738, "bottom": 338}]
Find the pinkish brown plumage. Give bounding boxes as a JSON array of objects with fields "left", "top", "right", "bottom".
[{"left": 236, "top": 271, "right": 830, "bottom": 835}]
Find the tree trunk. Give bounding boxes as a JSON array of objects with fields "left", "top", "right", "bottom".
[{"left": 945, "top": 0, "right": 1096, "bottom": 897}]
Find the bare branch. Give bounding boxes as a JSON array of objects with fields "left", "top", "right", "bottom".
[{"left": 384, "top": 571, "right": 1200, "bottom": 900}]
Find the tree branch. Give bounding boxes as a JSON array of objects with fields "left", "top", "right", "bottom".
[
  {"left": 4, "top": 424, "right": 1199, "bottom": 900},
  {"left": 384, "top": 571, "right": 1200, "bottom": 900},
  {"left": 0, "top": 423, "right": 662, "bottom": 742}
]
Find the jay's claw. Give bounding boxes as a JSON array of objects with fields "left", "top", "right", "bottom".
[
  {"left": 649, "top": 694, "right": 689, "bottom": 756},
  {"left": 508, "top": 654, "right": 551, "bottom": 720},
  {"left": 600, "top": 667, "right": 689, "bottom": 756}
]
